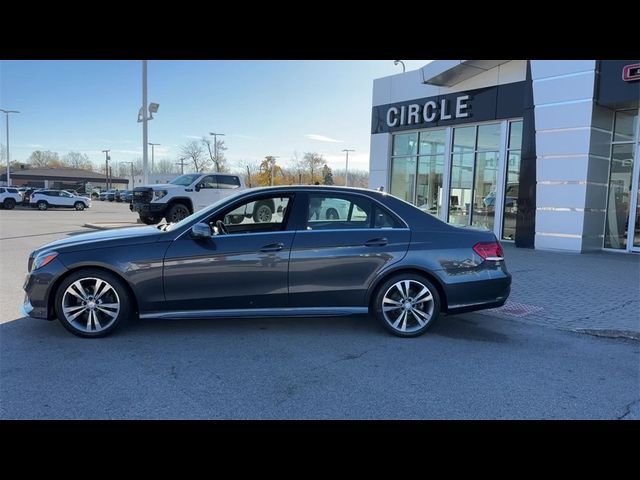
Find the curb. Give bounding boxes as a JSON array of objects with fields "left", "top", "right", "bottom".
[
  {"left": 83, "top": 223, "right": 141, "bottom": 231},
  {"left": 574, "top": 329, "right": 640, "bottom": 341}
]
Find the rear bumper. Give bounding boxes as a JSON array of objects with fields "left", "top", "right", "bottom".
[{"left": 441, "top": 273, "right": 512, "bottom": 314}]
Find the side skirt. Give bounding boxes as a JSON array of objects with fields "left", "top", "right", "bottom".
[{"left": 139, "top": 307, "right": 369, "bottom": 320}]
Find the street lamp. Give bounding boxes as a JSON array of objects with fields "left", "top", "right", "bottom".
[
  {"left": 209, "top": 132, "right": 225, "bottom": 172},
  {"left": 0, "top": 109, "right": 20, "bottom": 186},
  {"left": 175, "top": 157, "right": 187, "bottom": 175},
  {"left": 148, "top": 142, "right": 160, "bottom": 174},
  {"left": 394, "top": 60, "right": 406, "bottom": 73},
  {"left": 266, "top": 155, "right": 280, "bottom": 186},
  {"left": 101, "top": 149, "right": 111, "bottom": 190},
  {"left": 121, "top": 161, "right": 134, "bottom": 189},
  {"left": 138, "top": 60, "right": 160, "bottom": 185},
  {"left": 342, "top": 149, "right": 355, "bottom": 186}
]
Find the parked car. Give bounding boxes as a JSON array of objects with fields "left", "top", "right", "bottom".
[
  {"left": 30, "top": 190, "right": 91, "bottom": 211},
  {"left": 0, "top": 187, "right": 23, "bottom": 209},
  {"left": 22, "top": 186, "right": 510, "bottom": 338},
  {"left": 22, "top": 188, "right": 42, "bottom": 205},
  {"left": 131, "top": 173, "right": 245, "bottom": 224},
  {"left": 99, "top": 189, "right": 118, "bottom": 201},
  {"left": 122, "top": 190, "right": 133, "bottom": 203}
]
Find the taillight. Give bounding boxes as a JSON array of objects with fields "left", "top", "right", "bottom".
[{"left": 473, "top": 242, "right": 504, "bottom": 261}]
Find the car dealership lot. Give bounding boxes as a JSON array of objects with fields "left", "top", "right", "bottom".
[{"left": 1, "top": 202, "right": 638, "bottom": 419}]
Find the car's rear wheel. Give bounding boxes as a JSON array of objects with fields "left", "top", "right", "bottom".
[
  {"left": 166, "top": 203, "right": 191, "bottom": 223},
  {"left": 55, "top": 269, "right": 133, "bottom": 338},
  {"left": 3, "top": 198, "right": 16, "bottom": 210},
  {"left": 74, "top": 201, "right": 85, "bottom": 211},
  {"left": 326, "top": 208, "right": 339, "bottom": 220},
  {"left": 37, "top": 200, "right": 48, "bottom": 211},
  {"left": 372, "top": 274, "right": 440, "bottom": 337},
  {"left": 139, "top": 214, "right": 160, "bottom": 225}
]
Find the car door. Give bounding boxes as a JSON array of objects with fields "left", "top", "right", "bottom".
[
  {"left": 45, "top": 190, "right": 61, "bottom": 206},
  {"left": 192, "top": 175, "right": 221, "bottom": 210},
  {"left": 288, "top": 192, "right": 411, "bottom": 308},
  {"left": 58, "top": 191, "right": 74, "bottom": 207},
  {"left": 162, "top": 193, "right": 296, "bottom": 312}
]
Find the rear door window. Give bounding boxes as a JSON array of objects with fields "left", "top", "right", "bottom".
[{"left": 216, "top": 175, "right": 241, "bottom": 189}]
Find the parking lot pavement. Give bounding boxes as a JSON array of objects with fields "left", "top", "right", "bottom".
[
  {"left": 0, "top": 201, "right": 138, "bottom": 322},
  {"left": 1, "top": 202, "right": 638, "bottom": 419}
]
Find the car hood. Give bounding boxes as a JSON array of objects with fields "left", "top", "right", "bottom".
[{"left": 31, "top": 226, "right": 162, "bottom": 258}]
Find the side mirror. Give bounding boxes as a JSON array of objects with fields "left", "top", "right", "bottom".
[
  {"left": 194, "top": 183, "right": 202, "bottom": 192},
  {"left": 190, "top": 222, "right": 212, "bottom": 240}
]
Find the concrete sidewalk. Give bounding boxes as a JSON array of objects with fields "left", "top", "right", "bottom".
[{"left": 477, "top": 244, "right": 640, "bottom": 339}]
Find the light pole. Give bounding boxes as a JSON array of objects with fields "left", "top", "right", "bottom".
[
  {"left": 209, "top": 132, "right": 225, "bottom": 172},
  {"left": 266, "top": 156, "right": 280, "bottom": 186},
  {"left": 0, "top": 109, "right": 20, "bottom": 186},
  {"left": 121, "top": 161, "right": 134, "bottom": 189},
  {"left": 342, "top": 149, "right": 355, "bottom": 186},
  {"left": 138, "top": 60, "right": 160, "bottom": 185},
  {"left": 148, "top": 142, "right": 160, "bottom": 174},
  {"left": 102, "top": 149, "right": 111, "bottom": 190},
  {"left": 394, "top": 60, "right": 406, "bottom": 73},
  {"left": 176, "top": 157, "right": 187, "bottom": 175}
]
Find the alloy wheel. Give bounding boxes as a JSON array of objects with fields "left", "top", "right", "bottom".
[
  {"left": 61, "top": 277, "right": 120, "bottom": 333},
  {"left": 256, "top": 205, "right": 272, "bottom": 223},
  {"left": 170, "top": 205, "right": 190, "bottom": 222},
  {"left": 381, "top": 279, "right": 435, "bottom": 333}
]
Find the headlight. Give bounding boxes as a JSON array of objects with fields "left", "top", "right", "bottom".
[
  {"left": 153, "top": 190, "right": 168, "bottom": 200},
  {"left": 32, "top": 252, "right": 58, "bottom": 271}
]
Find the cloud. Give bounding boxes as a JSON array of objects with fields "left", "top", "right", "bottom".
[
  {"left": 305, "top": 134, "right": 344, "bottom": 143},
  {"left": 229, "top": 134, "right": 261, "bottom": 141},
  {"left": 182, "top": 135, "right": 204, "bottom": 140}
]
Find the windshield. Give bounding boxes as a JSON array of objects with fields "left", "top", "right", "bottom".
[
  {"left": 170, "top": 174, "right": 201, "bottom": 186},
  {"left": 164, "top": 189, "right": 248, "bottom": 232}
]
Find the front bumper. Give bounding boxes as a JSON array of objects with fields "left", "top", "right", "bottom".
[
  {"left": 22, "top": 257, "right": 68, "bottom": 320},
  {"left": 130, "top": 202, "right": 167, "bottom": 215}
]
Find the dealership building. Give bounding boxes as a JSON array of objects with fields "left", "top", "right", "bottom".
[{"left": 369, "top": 60, "right": 640, "bottom": 253}]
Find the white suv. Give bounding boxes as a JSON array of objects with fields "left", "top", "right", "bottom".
[
  {"left": 0, "top": 187, "right": 23, "bottom": 209},
  {"left": 30, "top": 190, "right": 91, "bottom": 211},
  {"left": 131, "top": 173, "right": 247, "bottom": 224}
]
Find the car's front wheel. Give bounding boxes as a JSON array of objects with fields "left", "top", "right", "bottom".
[
  {"left": 166, "top": 203, "right": 191, "bottom": 223},
  {"left": 37, "top": 200, "right": 48, "bottom": 211},
  {"left": 74, "top": 201, "right": 85, "bottom": 211},
  {"left": 139, "top": 214, "right": 161, "bottom": 225},
  {"left": 372, "top": 274, "right": 441, "bottom": 337},
  {"left": 55, "top": 269, "right": 133, "bottom": 338}
]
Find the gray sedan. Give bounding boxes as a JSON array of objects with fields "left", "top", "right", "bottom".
[{"left": 22, "top": 186, "right": 511, "bottom": 338}]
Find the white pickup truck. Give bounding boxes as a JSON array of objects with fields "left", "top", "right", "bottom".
[{"left": 130, "top": 172, "right": 260, "bottom": 224}]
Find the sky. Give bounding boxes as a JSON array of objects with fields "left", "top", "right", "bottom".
[{"left": 0, "top": 60, "right": 431, "bottom": 173}]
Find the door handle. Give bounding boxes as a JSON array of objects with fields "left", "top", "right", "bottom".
[
  {"left": 260, "top": 242, "right": 285, "bottom": 252},
  {"left": 364, "top": 237, "right": 388, "bottom": 247}
]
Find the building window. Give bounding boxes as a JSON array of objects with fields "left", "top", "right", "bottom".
[
  {"left": 448, "top": 123, "right": 502, "bottom": 230},
  {"left": 390, "top": 130, "right": 444, "bottom": 216},
  {"left": 604, "top": 109, "right": 639, "bottom": 249},
  {"left": 502, "top": 121, "right": 523, "bottom": 240}
]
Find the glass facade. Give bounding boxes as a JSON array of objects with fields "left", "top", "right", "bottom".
[
  {"left": 390, "top": 130, "right": 445, "bottom": 216},
  {"left": 390, "top": 120, "right": 523, "bottom": 238},
  {"left": 604, "top": 109, "right": 639, "bottom": 250}
]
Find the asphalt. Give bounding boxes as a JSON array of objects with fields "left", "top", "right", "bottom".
[{"left": 0, "top": 201, "right": 638, "bottom": 419}]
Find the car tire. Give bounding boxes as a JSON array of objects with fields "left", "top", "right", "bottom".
[
  {"left": 326, "top": 208, "right": 339, "bottom": 220},
  {"left": 55, "top": 269, "right": 133, "bottom": 338},
  {"left": 166, "top": 203, "right": 191, "bottom": 223},
  {"left": 37, "top": 200, "right": 48, "bottom": 211},
  {"left": 139, "top": 214, "right": 161, "bottom": 225},
  {"left": 371, "top": 273, "right": 441, "bottom": 338},
  {"left": 3, "top": 198, "right": 16, "bottom": 210},
  {"left": 74, "top": 201, "right": 85, "bottom": 211},
  {"left": 253, "top": 202, "right": 273, "bottom": 223}
]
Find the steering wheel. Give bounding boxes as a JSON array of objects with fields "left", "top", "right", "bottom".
[{"left": 215, "top": 219, "right": 228, "bottom": 235}]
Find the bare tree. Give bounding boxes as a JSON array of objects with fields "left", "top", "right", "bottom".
[
  {"left": 303, "top": 152, "right": 325, "bottom": 183},
  {"left": 154, "top": 159, "right": 175, "bottom": 174},
  {"left": 28, "top": 150, "right": 62, "bottom": 168},
  {"left": 202, "top": 137, "right": 228, "bottom": 173},
  {"left": 180, "top": 140, "right": 209, "bottom": 172},
  {"left": 289, "top": 151, "right": 305, "bottom": 184},
  {"left": 231, "top": 159, "right": 260, "bottom": 187},
  {"left": 62, "top": 151, "right": 94, "bottom": 170}
]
